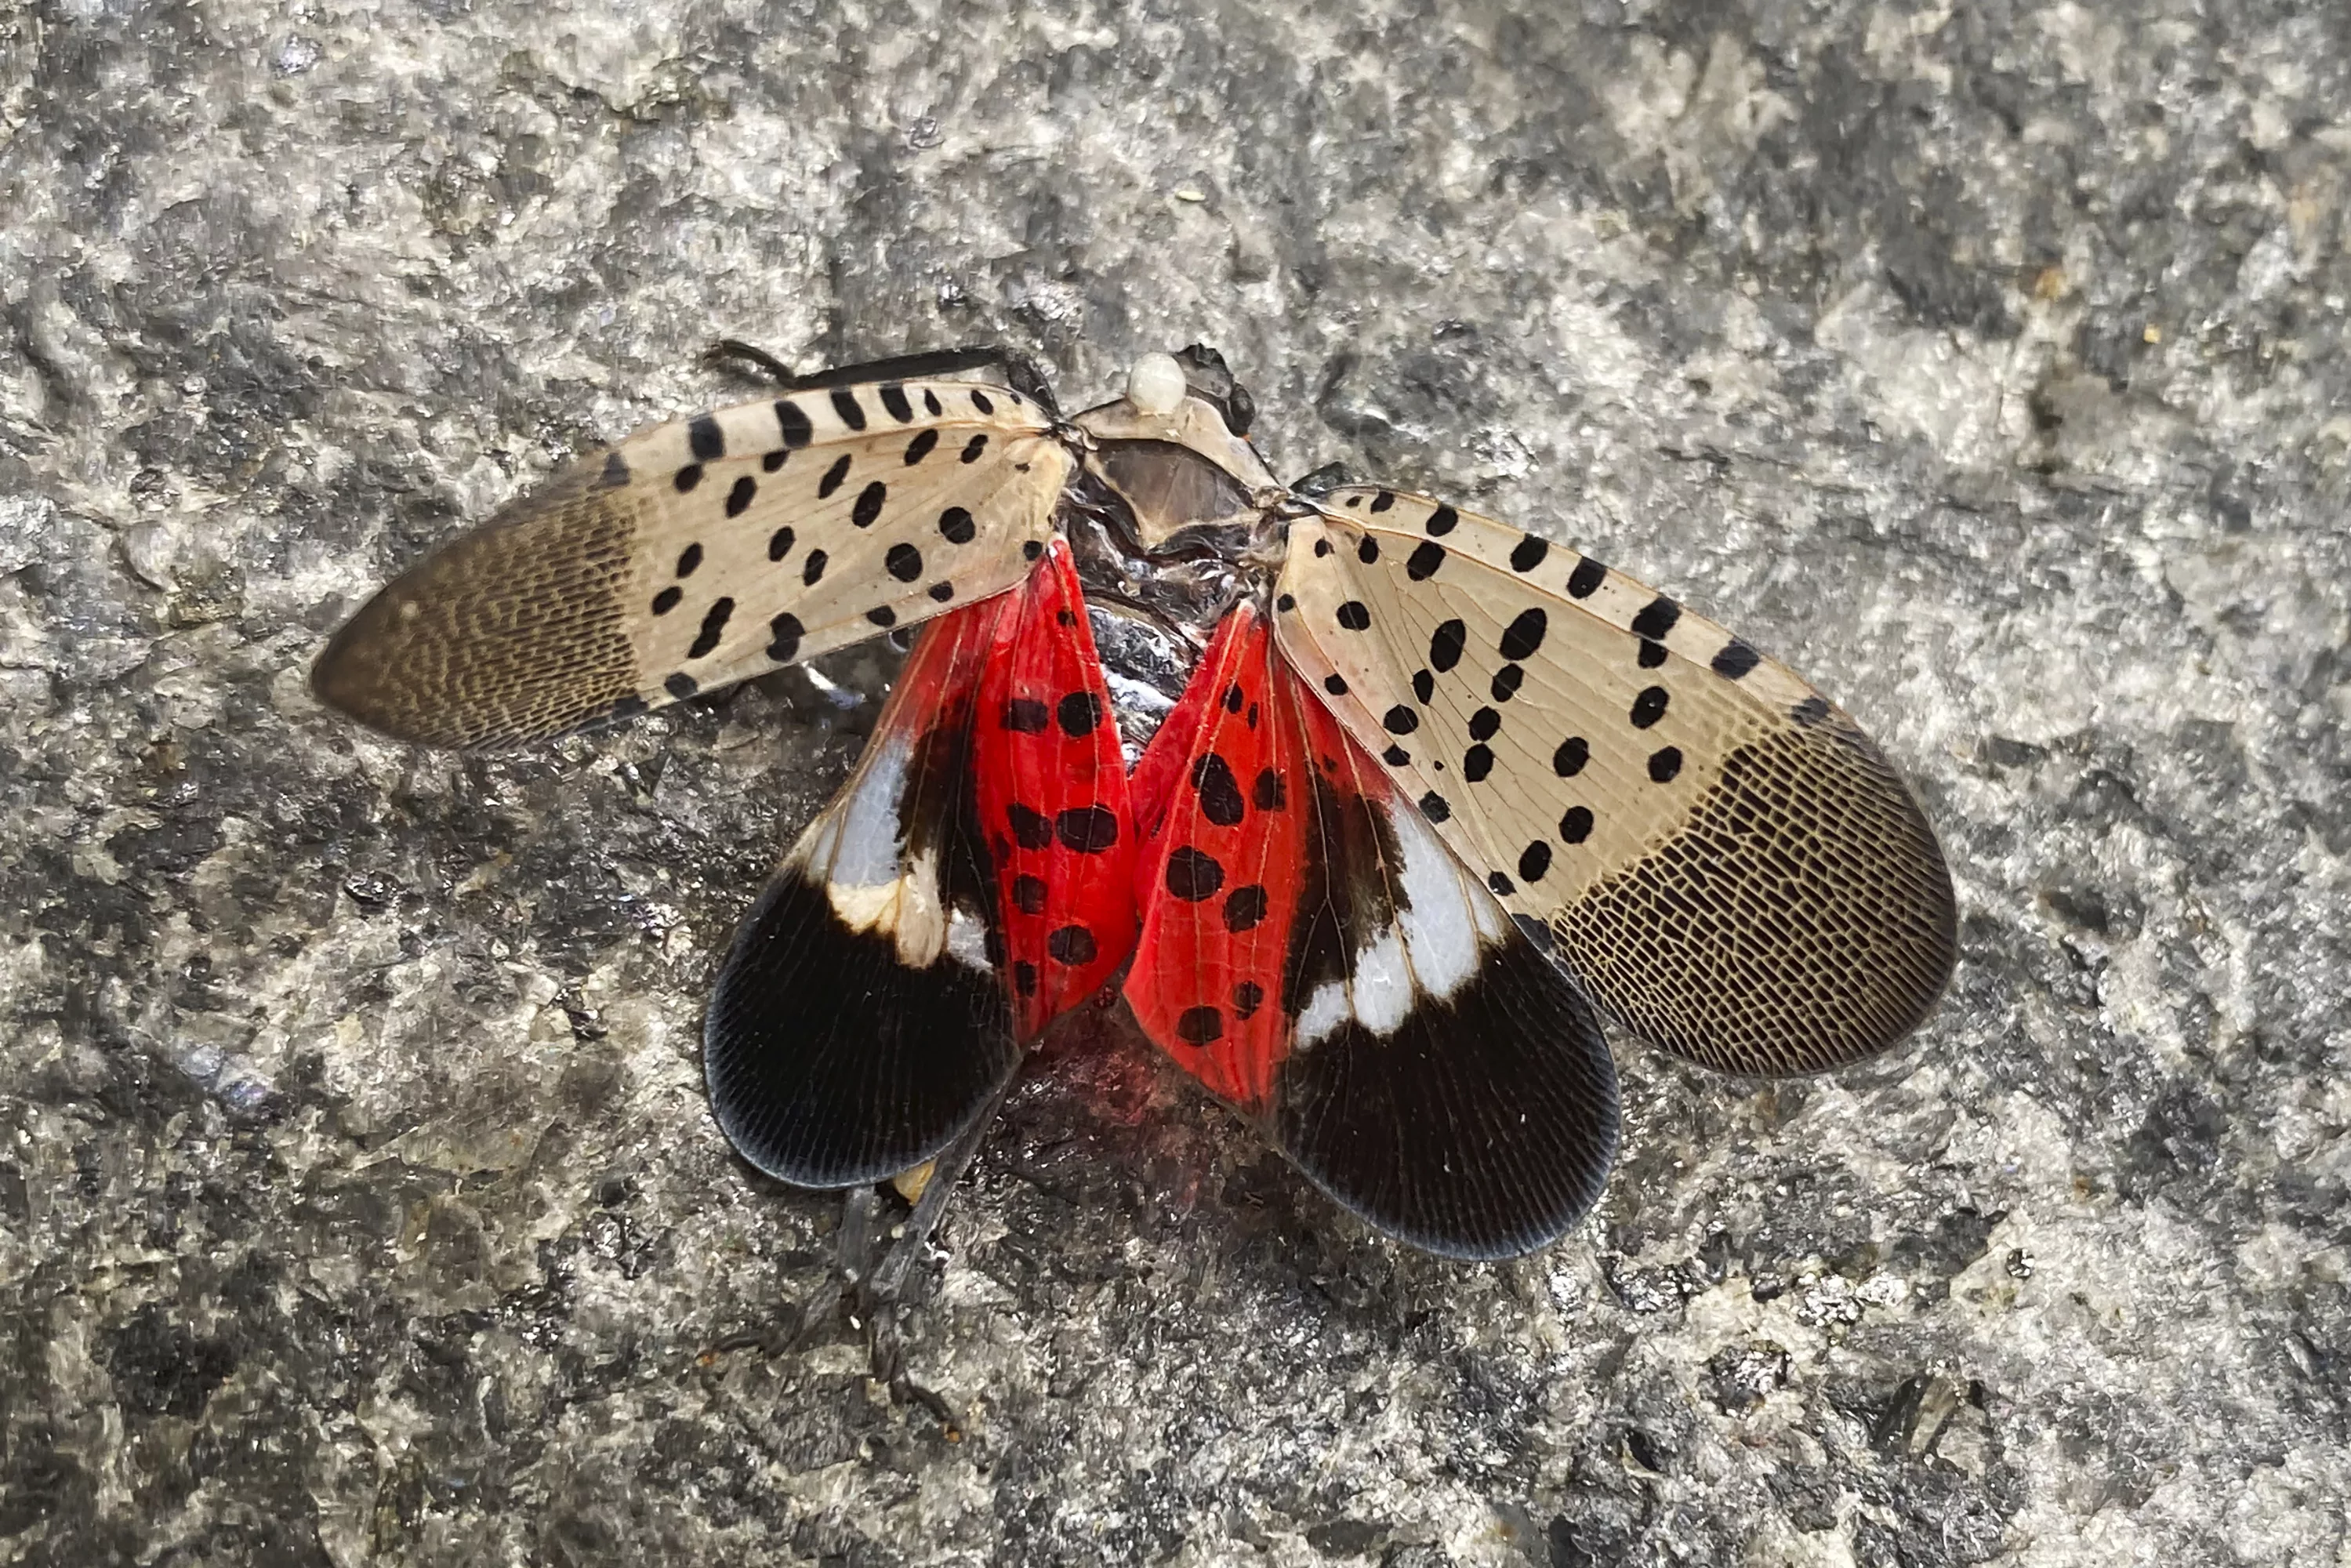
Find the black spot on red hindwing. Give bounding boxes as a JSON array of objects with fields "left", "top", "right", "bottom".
[
  {"left": 1056, "top": 691, "right": 1101, "bottom": 736},
  {"left": 1014, "top": 961, "right": 1039, "bottom": 996},
  {"left": 1176, "top": 1005, "right": 1224, "bottom": 1044},
  {"left": 1222, "top": 884, "right": 1268, "bottom": 932},
  {"left": 1429, "top": 619, "right": 1467, "bottom": 672},
  {"left": 1057, "top": 807, "right": 1120, "bottom": 853},
  {"left": 1003, "top": 699, "right": 1050, "bottom": 733},
  {"left": 830, "top": 388, "right": 866, "bottom": 430},
  {"left": 1012, "top": 874, "right": 1047, "bottom": 915},
  {"left": 1165, "top": 846, "right": 1224, "bottom": 901},
  {"left": 1047, "top": 925, "right": 1097, "bottom": 965},
  {"left": 1231, "top": 981, "right": 1264, "bottom": 1019},
  {"left": 1253, "top": 768, "right": 1285, "bottom": 810},
  {"left": 1191, "top": 754, "right": 1246, "bottom": 826},
  {"left": 1222, "top": 683, "right": 1244, "bottom": 713},
  {"left": 1008, "top": 803, "right": 1053, "bottom": 849},
  {"left": 1499, "top": 607, "right": 1547, "bottom": 660}
]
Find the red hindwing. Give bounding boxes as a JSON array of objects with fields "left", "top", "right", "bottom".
[{"left": 973, "top": 542, "right": 1138, "bottom": 1039}]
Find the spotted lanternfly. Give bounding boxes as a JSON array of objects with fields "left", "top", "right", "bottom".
[{"left": 314, "top": 343, "right": 1957, "bottom": 1261}]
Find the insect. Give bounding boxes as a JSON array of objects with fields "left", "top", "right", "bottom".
[{"left": 314, "top": 343, "right": 1957, "bottom": 1259}]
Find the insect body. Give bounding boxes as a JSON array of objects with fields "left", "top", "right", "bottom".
[{"left": 314, "top": 345, "right": 1957, "bottom": 1259}]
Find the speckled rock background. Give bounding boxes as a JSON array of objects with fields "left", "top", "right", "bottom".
[{"left": 3, "top": 1, "right": 2347, "bottom": 1563}]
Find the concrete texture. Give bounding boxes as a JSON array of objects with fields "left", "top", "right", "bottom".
[{"left": 3, "top": 0, "right": 2347, "bottom": 1563}]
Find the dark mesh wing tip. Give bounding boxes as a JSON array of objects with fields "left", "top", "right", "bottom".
[
  {"left": 1271, "top": 938, "right": 1622, "bottom": 1261},
  {"left": 703, "top": 869, "right": 1021, "bottom": 1189}
]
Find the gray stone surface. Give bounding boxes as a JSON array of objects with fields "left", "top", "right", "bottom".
[{"left": 3, "top": 0, "right": 2347, "bottom": 1562}]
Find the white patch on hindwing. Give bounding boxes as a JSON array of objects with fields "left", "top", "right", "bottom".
[
  {"left": 1293, "top": 786, "right": 1511, "bottom": 1048},
  {"left": 782, "top": 726, "right": 982, "bottom": 974}
]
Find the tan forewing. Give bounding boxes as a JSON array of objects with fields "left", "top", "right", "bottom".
[
  {"left": 313, "top": 379, "right": 1068, "bottom": 748},
  {"left": 1272, "top": 485, "right": 1956, "bottom": 1076}
]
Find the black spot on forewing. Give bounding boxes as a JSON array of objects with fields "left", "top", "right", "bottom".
[
  {"left": 1406, "top": 541, "right": 1446, "bottom": 580},
  {"left": 853, "top": 481, "right": 887, "bottom": 528},
  {"left": 818, "top": 454, "right": 851, "bottom": 499},
  {"left": 727, "top": 476, "right": 756, "bottom": 517},
  {"left": 830, "top": 389, "right": 867, "bottom": 430},
  {"left": 1424, "top": 505, "right": 1458, "bottom": 535},
  {"left": 960, "top": 434, "right": 989, "bottom": 464},
  {"left": 1429, "top": 619, "right": 1467, "bottom": 672},
  {"left": 767, "top": 612, "right": 803, "bottom": 662},
  {"left": 803, "top": 550, "right": 828, "bottom": 586},
  {"left": 1554, "top": 736, "right": 1589, "bottom": 776},
  {"left": 1631, "top": 686, "right": 1669, "bottom": 728},
  {"left": 904, "top": 428, "right": 939, "bottom": 464},
  {"left": 939, "top": 506, "right": 976, "bottom": 544},
  {"left": 1490, "top": 665, "right": 1526, "bottom": 702},
  {"left": 1510, "top": 535, "right": 1549, "bottom": 572},
  {"left": 1631, "top": 596, "right": 1681, "bottom": 641},
  {"left": 880, "top": 384, "right": 913, "bottom": 423},
  {"left": 1336, "top": 601, "right": 1371, "bottom": 631},
  {"left": 767, "top": 525, "right": 795, "bottom": 562},
  {"left": 651, "top": 586, "right": 682, "bottom": 615},
  {"left": 665, "top": 673, "right": 698, "bottom": 699},
  {"left": 689, "top": 597, "right": 734, "bottom": 659},
  {"left": 1499, "top": 608, "right": 1547, "bottom": 660},
  {"left": 1648, "top": 746, "right": 1683, "bottom": 782},
  {"left": 1566, "top": 557, "right": 1605, "bottom": 598},
  {"left": 1558, "top": 805, "right": 1594, "bottom": 843},
  {"left": 775, "top": 399, "right": 814, "bottom": 447},
  {"left": 1713, "top": 641, "right": 1762, "bottom": 679},
  {"left": 887, "top": 543, "right": 923, "bottom": 581},
  {"left": 689, "top": 414, "right": 724, "bottom": 461}
]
